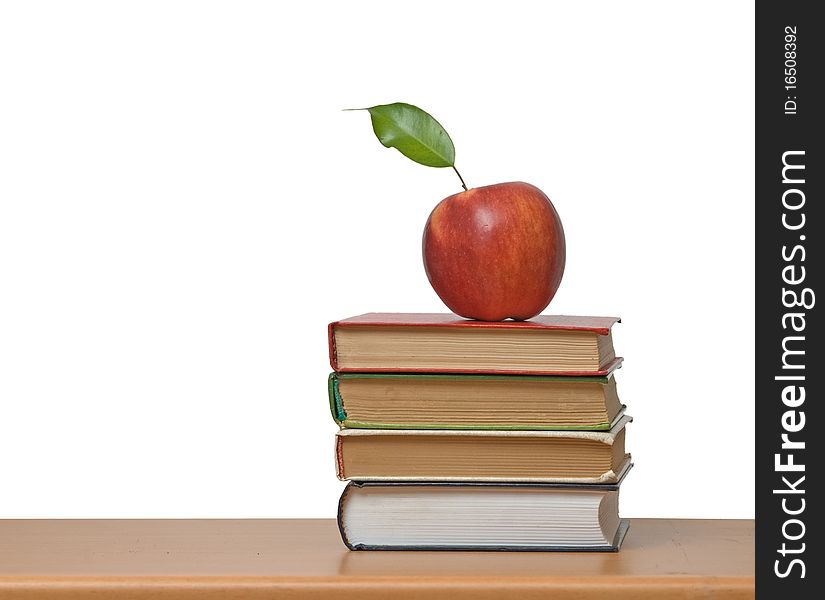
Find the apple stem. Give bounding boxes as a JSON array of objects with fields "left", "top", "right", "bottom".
[{"left": 453, "top": 166, "right": 468, "bottom": 191}]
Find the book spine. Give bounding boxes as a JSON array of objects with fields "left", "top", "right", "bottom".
[
  {"left": 335, "top": 435, "right": 345, "bottom": 480},
  {"left": 327, "top": 373, "right": 345, "bottom": 425},
  {"left": 336, "top": 482, "right": 355, "bottom": 550},
  {"left": 328, "top": 322, "right": 339, "bottom": 371}
]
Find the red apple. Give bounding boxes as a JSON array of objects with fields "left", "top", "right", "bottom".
[{"left": 422, "top": 182, "right": 565, "bottom": 321}]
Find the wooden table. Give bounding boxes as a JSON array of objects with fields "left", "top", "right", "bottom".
[{"left": 0, "top": 518, "right": 754, "bottom": 599}]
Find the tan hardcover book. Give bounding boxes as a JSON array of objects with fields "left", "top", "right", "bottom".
[
  {"left": 329, "top": 313, "right": 622, "bottom": 375},
  {"left": 335, "top": 415, "right": 632, "bottom": 483},
  {"left": 329, "top": 371, "right": 624, "bottom": 430}
]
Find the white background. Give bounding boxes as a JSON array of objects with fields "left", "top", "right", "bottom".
[{"left": 0, "top": 1, "right": 754, "bottom": 518}]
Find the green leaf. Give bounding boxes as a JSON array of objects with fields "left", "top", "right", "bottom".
[{"left": 362, "top": 102, "right": 456, "bottom": 168}]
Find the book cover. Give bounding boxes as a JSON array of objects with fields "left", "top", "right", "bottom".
[
  {"left": 338, "top": 472, "right": 632, "bottom": 551},
  {"left": 329, "top": 313, "right": 622, "bottom": 375},
  {"left": 335, "top": 415, "right": 632, "bottom": 483},
  {"left": 328, "top": 371, "right": 625, "bottom": 431}
]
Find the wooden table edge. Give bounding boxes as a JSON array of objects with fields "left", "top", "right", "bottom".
[{"left": 0, "top": 574, "right": 756, "bottom": 597}]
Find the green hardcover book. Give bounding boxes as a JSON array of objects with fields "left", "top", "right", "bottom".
[{"left": 328, "top": 372, "right": 625, "bottom": 431}]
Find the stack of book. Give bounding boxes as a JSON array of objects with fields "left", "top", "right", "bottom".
[{"left": 328, "top": 313, "right": 632, "bottom": 551}]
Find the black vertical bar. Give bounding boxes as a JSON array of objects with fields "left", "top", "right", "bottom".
[{"left": 755, "top": 2, "right": 822, "bottom": 598}]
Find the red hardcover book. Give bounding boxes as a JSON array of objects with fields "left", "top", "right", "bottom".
[{"left": 329, "top": 313, "right": 622, "bottom": 375}]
